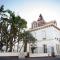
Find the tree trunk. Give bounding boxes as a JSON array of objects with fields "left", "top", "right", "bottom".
[
  {"left": 17, "top": 41, "right": 19, "bottom": 52},
  {"left": 9, "top": 37, "right": 13, "bottom": 52},
  {"left": 24, "top": 41, "right": 27, "bottom": 52},
  {"left": 6, "top": 40, "right": 8, "bottom": 52},
  {"left": 17, "top": 28, "right": 21, "bottom": 52},
  {"left": 9, "top": 41, "right": 12, "bottom": 52}
]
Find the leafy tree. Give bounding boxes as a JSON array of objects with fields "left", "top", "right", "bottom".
[
  {"left": 0, "top": 5, "right": 36, "bottom": 53},
  {"left": 7, "top": 10, "right": 27, "bottom": 52},
  {"left": 0, "top": 5, "right": 8, "bottom": 51}
]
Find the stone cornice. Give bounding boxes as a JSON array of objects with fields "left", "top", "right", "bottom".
[{"left": 28, "top": 23, "right": 60, "bottom": 32}]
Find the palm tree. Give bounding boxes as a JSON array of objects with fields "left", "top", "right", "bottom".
[{"left": 21, "top": 31, "right": 36, "bottom": 52}]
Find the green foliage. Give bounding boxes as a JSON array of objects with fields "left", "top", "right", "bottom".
[
  {"left": 0, "top": 5, "right": 4, "bottom": 12},
  {"left": 0, "top": 5, "right": 36, "bottom": 52}
]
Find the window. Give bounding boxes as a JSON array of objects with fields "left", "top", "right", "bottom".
[
  {"left": 43, "top": 38, "right": 46, "bottom": 40},
  {"left": 51, "top": 47, "right": 54, "bottom": 53},
  {"left": 32, "top": 22, "right": 37, "bottom": 28},
  {"left": 43, "top": 45, "right": 47, "bottom": 53},
  {"left": 59, "top": 38, "right": 60, "bottom": 42},
  {"left": 56, "top": 44, "right": 60, "bottom": 54},
  {"left": 57, "top": 38, "right": 58, "bottom": 40}
]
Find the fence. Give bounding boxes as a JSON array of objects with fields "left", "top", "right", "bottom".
[{"left": 0, "top": 52, "right": 18, "bottom": 56}]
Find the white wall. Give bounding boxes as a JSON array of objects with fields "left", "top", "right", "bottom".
[{"left": 30, "top": 26, "right": 60, "bottom": 54}]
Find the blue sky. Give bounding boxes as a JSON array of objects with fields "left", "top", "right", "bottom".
[{"left": 0, "top": 0, "right": 60, "bottom": 28}]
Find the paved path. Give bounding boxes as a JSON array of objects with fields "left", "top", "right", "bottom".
[
  {"left": 0, "top": 56, "right": 60, "bottom": 60},
  {"left": 0, "top": 56, "right": 18, "bottom": 60},
  {"left": 19, "top": 57, "right": 60, "bottom": 60}
]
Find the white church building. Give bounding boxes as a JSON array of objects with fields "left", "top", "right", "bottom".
[
  {"left": 29, "top": 14, "right": 60, "bottom": 56},
  {"left": 10, "top": 14, "right": 60, "bottom": 57}
]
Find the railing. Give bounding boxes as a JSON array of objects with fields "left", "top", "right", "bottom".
[
  {"left": 0, "top": 45, "right": 26, "bottom": 58},
  {"left": 29, "top": 53, "right": 51, "bottom": 57},
  {"left": 0, "top": 52, "right": 18, "bottom": 56}
]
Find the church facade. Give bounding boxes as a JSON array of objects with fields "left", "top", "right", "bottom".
[{"left": 29, "top": 14, "right": 60, "bottom": 55}]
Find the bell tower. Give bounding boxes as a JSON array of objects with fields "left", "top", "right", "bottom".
[
  {"left": 38, "top": 14, "right": 44, "bottom": 21},
  {"left": 37, "top": 14, "right": 45, "bottom": 27},
  {"left": 31, "top": 14, "right": 46, "bottom": 29}
]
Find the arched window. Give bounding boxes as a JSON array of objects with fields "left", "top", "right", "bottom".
[{"left": 32, "top": 21, "right": 37, "bottom": 29}]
